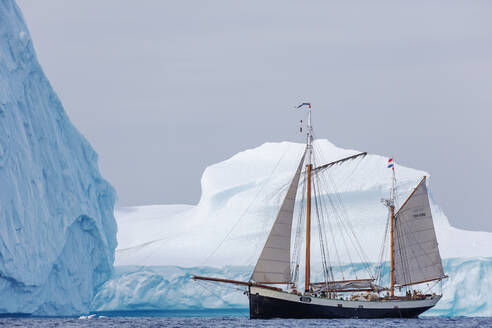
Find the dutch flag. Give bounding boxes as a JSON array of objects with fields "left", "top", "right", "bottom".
[{"left": 387, "top": 158, "right": 394, "bottom": 169}]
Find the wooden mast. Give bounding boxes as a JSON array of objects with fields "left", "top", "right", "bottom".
[
  {"left": 390, "top": 203, "right": 395, "bottom": 297},
  {"left": 389, "top": 160, "right": 396, "bottom": 297},
  {"left": 305, "top": 163, "right": 312, "bottom": 292},
  {"left": 304, "top": 104, "right": 312, "bottom": 293}
]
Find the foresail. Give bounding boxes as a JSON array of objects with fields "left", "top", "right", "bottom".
[
  {"left": 251, "top": 149, "right": 306, "bottom": 284},
  {"left": 393, "top": 177, "right": 445, "bottom": 286}
]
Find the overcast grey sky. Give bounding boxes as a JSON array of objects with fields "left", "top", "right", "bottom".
[{"left": 17, "top": 0, "right": 492, "bottom": 231}]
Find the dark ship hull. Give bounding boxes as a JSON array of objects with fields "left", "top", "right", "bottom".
[{"left": 248, "top": 286, "right": 439, "bottom": 319}]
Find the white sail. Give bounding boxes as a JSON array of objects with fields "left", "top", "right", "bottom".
[
  {"left": 251, "top": 150, "right": 306, "bottom": 284},
  {"left": 393, "top": 177, "right": 445, "bottom": 286}
]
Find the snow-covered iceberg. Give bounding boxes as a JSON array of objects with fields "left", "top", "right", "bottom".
[
  {"left": 114, "top": 140, "right": 492, "bottom": 267},
  {"left": 0, "top": 0, "right": 117, "bottom": 315},
  {"left": 97, "top": 140, "right": 491, "bottom": 316}
]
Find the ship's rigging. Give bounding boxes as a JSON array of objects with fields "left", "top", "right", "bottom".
[
  {"left": 192, "top": 103, "right": 447, "bottom": 319},
  {"left": 288, "top": 146, "right": 377, "bottom": 293}
]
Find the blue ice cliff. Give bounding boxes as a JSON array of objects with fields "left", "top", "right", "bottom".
[{"left": 0, "top": 0, "right": 117, "bottom": 315}]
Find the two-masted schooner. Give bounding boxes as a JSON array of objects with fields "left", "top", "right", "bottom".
[{"left": 192, "top": 104, "right": 447, "bottom": 319}]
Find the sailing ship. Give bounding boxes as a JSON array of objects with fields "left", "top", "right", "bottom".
[{"left": 192, "top": 104, "right": 447, "bottom": 319}]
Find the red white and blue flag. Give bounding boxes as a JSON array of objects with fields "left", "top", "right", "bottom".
[
  {"left": 296, "top": 103, "right": 311, "bottom": 109},
  {"left": 387, "top": 158, "right": 394, "bottom": 169}
]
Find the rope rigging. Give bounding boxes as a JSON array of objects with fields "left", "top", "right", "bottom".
[
  {"left": 288, "top": 139, "right": 378, "bottom": 289},
  {"left": 309, "top": 141, "right": 374, "bottom": 280},
  {"left": 198, "top": 138, "right": 438, "bottom": 295},
  {"left": 200, "top": 144, "right": 293, "bottom": 267},
  {"left": 312, "top": 177, "right": 335, "bottom": 284},
  {"left": 195, "top": 280, "right": 248, "bottom": 317},
  {"left": 375, "top": 210, "right": 391, "bottom": 285},
  {"left": 291, "top": 173, "right": 307, "bottom": 286}
]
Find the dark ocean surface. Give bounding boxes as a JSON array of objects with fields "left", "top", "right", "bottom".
[{"left": 0, "top": 311, "right": 490, "bottom": 328}]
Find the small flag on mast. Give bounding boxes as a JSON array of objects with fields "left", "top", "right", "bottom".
[
  {"left": 296, "top": 103, "right": 311, "bottom": 109},
  {"left": 387, "top": 158, "right": 394, "bottom": 169}
]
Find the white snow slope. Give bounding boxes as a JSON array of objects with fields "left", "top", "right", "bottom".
[
  {"left": 115, "top": 140, "right": 492, "bottom": 267},
  {"left": 0, "top": 0, "right": 117, "bottom": 315},
  {"left": 95, "top": 140, "right": 492, "bottom": 316}
]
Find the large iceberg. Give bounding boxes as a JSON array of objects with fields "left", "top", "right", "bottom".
[
  {"left": 94, "top": 141, "right": 491, "bottom": 316},
  {"left": 0, "top": 0, "right": 117, "bottom": 315}
]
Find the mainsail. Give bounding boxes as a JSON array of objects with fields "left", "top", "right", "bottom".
[
  {"left": 251, "top": 149, "right": 306, "bottom": 284},
  {"left": 393, "top": 177, "right": 445, "bottom": 286}
]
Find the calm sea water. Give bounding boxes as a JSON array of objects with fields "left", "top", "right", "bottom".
[{"left": 0, "top": 311, "right": 489, "bottom": 328}]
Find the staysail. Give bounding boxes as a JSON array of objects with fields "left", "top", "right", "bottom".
[
  {"left": 393, "top": 177, "right": 445, "bottom": 286},
  {"left": 251, "top": 149, "right": 306, "bottom": 284}
]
